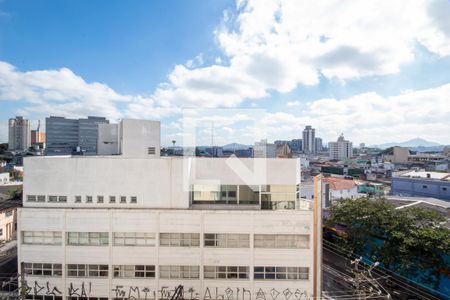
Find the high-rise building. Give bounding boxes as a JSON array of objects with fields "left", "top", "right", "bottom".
[
  {"left": 328, "top": 134, "right": 353, "bottom": 160},
  {"left": 8, "top": 116, "right": 31, "bottom": 151},
  {"left": 46, "top": 116, "right": 109, "bottom": 155},
  {"left": 19, "top": 119, "right": 323, "bottom": 299},
  {"left": 314, "top": 138, "right": 323, "bottom": 153},
  {"left": 302, "top": 126, "right": 315, "bottom": 154}
]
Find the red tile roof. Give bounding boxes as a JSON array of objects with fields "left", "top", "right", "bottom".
[{"left": 323, "top": 177, "right": 356, "bottom": 190}]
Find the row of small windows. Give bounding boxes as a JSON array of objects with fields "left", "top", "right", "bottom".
[
  {"left": 23, "top": 263, "right": 309, "bottom": 280},
  {"left": 26, "top": 195, "right": 137, "bottom": 204},
  {"left": 22, "top": 231, "right": 309, "bottom": 249}
]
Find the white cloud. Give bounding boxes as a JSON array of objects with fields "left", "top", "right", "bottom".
[
  {"left": 261, "top": 83, "right": 450, "bottom": 144},
  {"left": 286, "top": 101, "right": 300, "bottom": 107},
  {"left": 151, "top": 0, "right": 450, "bottom": 109}
]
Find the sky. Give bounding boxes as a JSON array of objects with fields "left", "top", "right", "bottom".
[{"left": 1, "top": 0, "right": 450, "bottom": 146}]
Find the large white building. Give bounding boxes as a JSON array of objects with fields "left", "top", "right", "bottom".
[
  {"left": 328, "top": 134, "right": 353, "bottom": 160},
  {"left": 8, "top": 116, "right": 31, "bottom": 151},
  {"left": 18, "top": 119, "right": 322, "bottom": 300}
]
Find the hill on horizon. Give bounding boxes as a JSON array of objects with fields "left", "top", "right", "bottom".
[{"left": 371, "top": 138, "right": 442, "bottom": 149}]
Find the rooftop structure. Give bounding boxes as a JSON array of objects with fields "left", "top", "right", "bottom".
[{"left": 391, "top": 171, "right": 450, "bottom": 201}]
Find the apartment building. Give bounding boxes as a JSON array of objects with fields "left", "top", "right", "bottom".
[
  {"left": 18, "top": 119, "right": 322, "bottom": 300},
  {"left": 8, "top": 116, "right": 31, "bottom": 151},
  {"left": 328, "top": 134, "right": 353, "bottom": 161}
]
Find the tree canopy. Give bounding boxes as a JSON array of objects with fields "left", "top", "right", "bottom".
[{"left": 325, "top": 197, "right": 450, "bottom": 289}]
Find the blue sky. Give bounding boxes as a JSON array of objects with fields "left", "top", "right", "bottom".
[{"left": 1, "top": 0, "right": 450, "bottom": 146}]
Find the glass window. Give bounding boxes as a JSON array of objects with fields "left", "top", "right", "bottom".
[
  {"left": 191, "top": 184, "right": 221, "bottom": 204},
  {"left": 113, "top": 265, "right": 155, "bottom": 278},
  {"left": 204, "top": 233, "right": 249, "bottom": 248},
  {"left": 203, "top": 266, "right": 249, "bottom": 280},
  {"left": 238, "top": 185, "right": 259, "bottom": 205},
  {"left": 67, "top": 264, "right": 108, "bottom": 278},
  {"left": 48, "top": 196, "right": 58, "bottom": 202},
  {"left": 58, "top": 196, "right": 67, "bottom": 203},
  {"left": 97, "top": 196, "right": 104, "bottom": 203},
  {"left": 160, "top": 233, "right": 200, "bottom": 247},
  {"left": 159, "top": 266, "right": 199, "bottom": 279},
  {"left": 37, "top": 195, "right": 46, "bottom": 202},
  {"left": 23, "top": 263, "right": 62, "bottom": 277},
  {"left": 113, "top": 232, "right": 155, "bottom": 246},
  {"left": 67, "top": 232, "right": 109, "bottom": 246},
  {"left": 254, "top": 234, "right": 309, "bottom": 249},
  {"left": 109, "top": 196, "right": 116, "bottom": 203},
  {"left": 254, "top": 266, "right": 309, "bottom": 280},
  {"left": 27, "top": 195, "right": 36, "bottom": 202},
  {"left": 86, "top": 196, "right": 93, "bottom": 203},
  {"left": 130, "top": 196, "right": 137, "bottom": 203},
  {"left": 22, "top": 231, "right": 62, "bottom": 245},
  {"left": 75, "top": 196, "right": 82, "bottom": 203}
]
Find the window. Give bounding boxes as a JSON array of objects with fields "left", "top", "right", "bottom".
[
  {"left": 22, "top": 231, "right": 62, "bottom": 245},
  {"left": 130, "top": 196, "right": 137, "bottom": 204},
  {"left": 86, "top": 196, "right": 93, "bottom": 203},
  {"left": 204, "top": 233, "right": 249, "bottom": 248},
  {"left": 148, "top": 147, "right": 156, "bottom": 155},
  {"left": 113, "top": 232, "right": 155, "bottom": 246},
  {"left": 254, "top": 266, "right": 309, "bottom": 280},
  {"left": 254, "top": 234, "right": 309, "bottom": 249},
  {"left": 0, "top": 229, "right": 2, "bottom": 236},
  {"left": 58, "top": 196, "right": 67, "bottom": 203},
  {"left": 23, "top": 263, "right": 62, "bottom": 277},
  {"left": 159, "top": 266, "right": 199, "bottom": 279},
  {"left": 67, "top": 264, "right": 108, "bottom": 277},
  {"left": 97, "top": 196, "right": 104, "bottom": 203},
  {"left": 238, "top": 185, "right": 259, "bottom": 205},
  {"left": 120, "top": 196, "right": 126, "bottom": 203},
  {"left": 113, "top": 265, "right": 155, "bottom": 278},
  {"left": 37, "top": 195, "right": 46, "bottom": 202},
  {"left": 27, "top": 195, "right": 36, "bottom": 202},
  {"left": 160, "top": 233, "right": 200, "bottom": 247},
  {"left": 443, "top": 187, "right": 447, "bottom": 191},
  {"left": 5, "top": 210, "right": 12, "bottom": 217},
  {"left": 48, "top": 196, "right": 58, "bottom": 202},
  {"left": 204, "top": 266, "right": 249, "bottom": 279},
  {"left": 423, "top": 185, "right": 428, "bottom": 189},
  {"left": 67, "top": 232, "right": 109, "bottom": 246},
  {"left": 109, "top": 196, "right": 116, "bottom": 203},
  {"left": 75, "top": 196, "right": 82, "bottom": 203}
]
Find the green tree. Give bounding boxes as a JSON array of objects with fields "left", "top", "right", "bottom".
[{"left": 326, "top": 197, "right": 450, "bottom": 289}]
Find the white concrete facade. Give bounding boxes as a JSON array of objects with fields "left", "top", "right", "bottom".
[
  {"left": 19, "top": 208, "right": 313, "bottom": 299},
  {"left": 19, "top": 140, "right": 317, "bottom": 299}
]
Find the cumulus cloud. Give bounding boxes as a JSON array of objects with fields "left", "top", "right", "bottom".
[
  {"left": 152, "top": 0, "right": 450, "bottom": 107},
  {"left": 261, "top": 83, "right": 450, "bottom": 144}
]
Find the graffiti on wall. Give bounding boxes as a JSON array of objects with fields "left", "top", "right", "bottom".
[{"left": 23, "top": 281, "right": 311, "bottom": 300}]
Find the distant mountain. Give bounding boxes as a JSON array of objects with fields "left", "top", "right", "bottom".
[
  {"left": 372, "top": 138, "right": 442, "bottom": 150},
  {"left": 222, "top": 143, "right": 252, "bottom": 151}
]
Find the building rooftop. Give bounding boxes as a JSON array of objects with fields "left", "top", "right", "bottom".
[
  {"left": 399, "top": 171, "right": 450, "bottom": 181},
  {"left": 323, "top": 177, "right": 356, "bottom": 190}
]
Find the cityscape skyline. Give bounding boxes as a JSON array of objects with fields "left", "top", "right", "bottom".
[{"left": 1, "top": 0, "right": 450, "bottom": 145}]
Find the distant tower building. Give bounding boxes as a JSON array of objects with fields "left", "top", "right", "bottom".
[
  {"left": 46, "top": 116, "right": 109, "bottom": 155},
  {"left": 315, "top": 138, "right": 323, "bottom": 153},
  {"left": 302, "top": 125, "right": 316, "bottom": 154},
  {"left": 289, "top": 139, "right": 302, "bottom": 152},
  {"left": 8, "top": 116, "right": 31, "bottom": 151},
  {"left": 328, "top": 134, "right": 353, "bottom": 160}
]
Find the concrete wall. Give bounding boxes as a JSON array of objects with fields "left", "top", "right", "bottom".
[
  {"left": 23, "top": 157, "right": 300, "bottom": 209},
  {"left": 120, "top": 119, "right": 161, "bottom": 158},
  {"left": 19, "top": 208, "right": 314, "bottom": 299},
  {"left": 391, "top": 177, "right": 450, "bottom": 200},
  {"left": 97, "top": 123, "right": 120, "bottom": 155}
]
